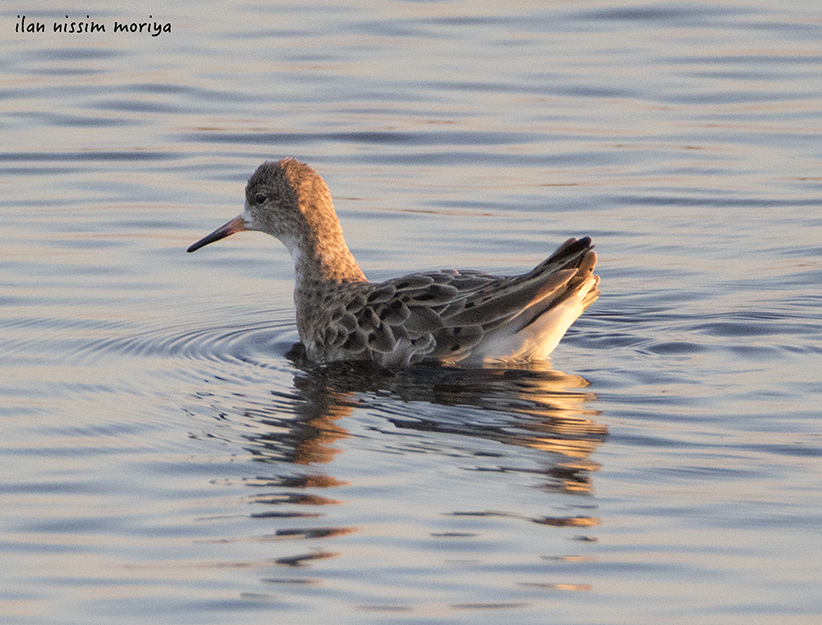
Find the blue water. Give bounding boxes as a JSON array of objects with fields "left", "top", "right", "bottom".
[{"left": 2, "top": 1, "right": 821, "bottom": 623}]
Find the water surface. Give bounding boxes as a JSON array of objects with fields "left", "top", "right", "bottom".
[{"left": 2, "top": 1, "right": 821, "bottom": 623}]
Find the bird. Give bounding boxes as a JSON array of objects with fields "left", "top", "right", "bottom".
[{"left": 187, "top": 158, "right": 600, "bottom": 367}]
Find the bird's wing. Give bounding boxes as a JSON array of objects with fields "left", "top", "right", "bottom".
[{"left": 325, "top": 237, "right": 595, "bottom": 363}]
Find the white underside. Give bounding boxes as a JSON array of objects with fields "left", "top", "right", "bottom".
[{"left": 465, "top": 275, "right": 599, "bottom": 364}]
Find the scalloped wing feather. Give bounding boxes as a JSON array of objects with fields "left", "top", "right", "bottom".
[{"left": 299, "top": 237, "right": 599, "bottom": 365}]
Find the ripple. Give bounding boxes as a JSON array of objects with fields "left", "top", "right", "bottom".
[
  {"left": 0, "top": 306, "right": 301, "bottom": 406},
  {"left": 68, "top": 308, "right": 298, "bottom": 369}
]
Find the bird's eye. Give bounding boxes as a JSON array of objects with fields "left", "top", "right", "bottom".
[{"left": 254, "top": 193, "right": 267, "bottom": 205}]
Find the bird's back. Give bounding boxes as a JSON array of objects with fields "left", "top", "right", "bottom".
[{"left": 296, "top": 237, "right": 599, "bottom": 366}]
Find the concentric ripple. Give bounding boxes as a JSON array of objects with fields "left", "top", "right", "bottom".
[{"left": 69, "top": 307, "right": 300, "bottom": 370}]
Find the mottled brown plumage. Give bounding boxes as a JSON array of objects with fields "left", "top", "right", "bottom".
[{"left": 188, "top": 158, "right": 600, "bottom": 366}]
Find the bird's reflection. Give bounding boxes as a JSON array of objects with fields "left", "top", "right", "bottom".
[
  {"left": 192, "top": 347, "right": 608, "bottom": 581},
  {"left": 234, "top": 344, "right": 606, "bottom": 496}
]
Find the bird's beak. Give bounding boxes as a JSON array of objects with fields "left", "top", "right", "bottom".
[{"left": 187, "top": 214, "right": 249, "bottom": 253}]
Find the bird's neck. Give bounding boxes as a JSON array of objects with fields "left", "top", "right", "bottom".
[{"left": 284, "top": 226, "right": 366, "bottom": 288}]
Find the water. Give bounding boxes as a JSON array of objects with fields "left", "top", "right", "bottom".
[{"left": 2, "top": 0, "right": 821, "bottom": 623}]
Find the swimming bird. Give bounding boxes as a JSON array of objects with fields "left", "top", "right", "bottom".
[{"left": 187, "top": 158, "right": 600, "bottom": 366}]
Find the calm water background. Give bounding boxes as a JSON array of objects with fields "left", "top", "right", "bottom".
[{"left": 2, "top": 0, "right": 821, "bottom": 623}]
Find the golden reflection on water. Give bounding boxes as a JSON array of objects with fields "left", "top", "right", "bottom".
[
  {"left": 182, "top": 351, "right": 609, "bottom": 605},
  {"left": 191, "top": 354, "right": 608, "bottom": 594},
  {"left": 230, "top": 352, "right": 607, "bottom": 495}
]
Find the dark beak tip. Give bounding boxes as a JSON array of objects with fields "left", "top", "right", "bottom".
[
  {"left": 186, "top": 215, "right": 247, "bottom": 255},
  {"left": 186, "top": 238, "right": 210, "bottom": 253}
]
